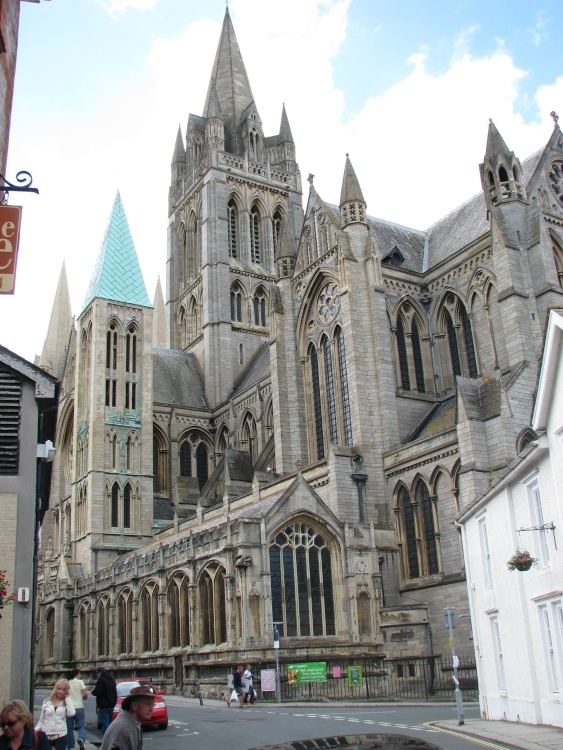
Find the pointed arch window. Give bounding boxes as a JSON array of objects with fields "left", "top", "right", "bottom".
[
  {"left": 78, "top": 604, "right": 90, "bottom": 660},
  {"left": 412, "top": 321, "right": 425, "bottom": 393},
  {"left": 399, "top": 488, "right": 419, "bottom": 579},
  {"left": 105, "top": 323, "right": 118, "bottom": 408},
  {"left": 179, "top": 433, "right": 211, "bottom": 490},
  {"left": 253, "top": 287, "right": 267, "bottom": 327},
  {"left": 200, "top": 567, "right": 227, "bottom": 645},
  {"left": 230, "top": 283, "right": 243, "bottom": 323},
  {"left": 125, "top": 325, "right": 138, "bottom": 410},
  {"left": 45, "top": 608, "right": 55, "bottom": 660},
  {"left": 273, "top": 210, "right": 282, "bottom": 252},
  {"left": 168, "top": 576, "right": 190, "bottom": 648},
  {"left": 111, "top": 482, "right": 119, "bottom": 528},
  {"left": 110, "top": 433, "right": 118, "bottom": 470},
  {"left": 446, "top": 310, "right": 462, "bottom": 377},
  {"left": 117, "top": 590, "right": 132, "bottom": 654},
  {"left": 417, "top": 482, "right": 438, "bottom": 575},
  {"left": 123, "top": 483, "right": 132, "bottom": 529},
  {"left": 97, "top": 598, "right": 110, "bottom": 657},
  {"left": 228, "top": 199, "right": 238, "bottom": 259},
  {"left": 241, "top": 412, "right": 258, "bottom": 465},
  {"left": 153, "top": 428, "right": 168, "bottom": 494},
  {"left": 323, "top": 336, "right": 338, "bottom": 444},
  {"left": 397, "top": 318, "right": 410, "bottom": 390},
  {"left": 335, "top": 327, "right": 353, "bottom": 446},
  {"left": 310, "top": 346, "right": 324, "bottom": 460},
  {"left": 269, "top": 521, "right": 336, "bottom": 638},
  {"left": 250, "top": 206, "right": 261, "bottom": 264},
  {"left": 140, "top": 582, "right": 160, "bottom": 652}
]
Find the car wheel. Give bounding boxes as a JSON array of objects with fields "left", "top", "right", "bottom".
[{"left": 158, "top": 723, "right": 168, "bottom": 730}]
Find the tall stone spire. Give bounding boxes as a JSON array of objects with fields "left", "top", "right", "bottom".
[
  {"left": 171, "top": 124, "right": 185, "bottom": 165},
  {"left": 279, "top": 104, "right": 294, "bottom": 144},
  {"left": 82, "top": 191, "right": 152, "bottom": 311},
  {"left": 202, "top": 8, "right": 255, "bottom": 154},
  {"left": 480, "top": 119, "right": 526, "bottom": 209},
  {"left": 39, "top": 262, "right": 73, "bottom": 380},
  {"left": 340, "top": 154, "right": 367, "bottom": 226},
  {"left": 152, "top": 277, "right": 166, "bottom": 349}
]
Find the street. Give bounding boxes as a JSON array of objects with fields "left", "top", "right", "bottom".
[{"left": 36, "top": 691, "right": 519, "bottom": 750}]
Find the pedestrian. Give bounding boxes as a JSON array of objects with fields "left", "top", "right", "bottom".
[
  {"left": 66, "top": 669, "right": 87, "bottom": 750},
  {"left": 99, "top": 686, "right": 156, "bottom": 750},
  {"left": 0, "top": 700, "right": 50, "bottom": 750},
  {"left": 243, "top": 664, "right": 255, "bottom": 704},
  {"left": 92, "top": 667, "right": 117, "bottom": 735},
  {"left": 36, "top": 679, "right": 76, "bottom": 750},
  {"left": 232, "top": 665, "right": 245, "bottom": 709}
]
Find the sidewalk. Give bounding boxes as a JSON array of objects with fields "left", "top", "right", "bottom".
[{"left": 430, "top": 719, "right": 563, "bottom": 750}]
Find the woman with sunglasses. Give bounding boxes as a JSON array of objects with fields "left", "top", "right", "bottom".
[
  {"left": 36, "top": 680, "right": 75, "bottom": 750},
  {"left": 0, "top": 700, "right": 50, "bottom": 750}
]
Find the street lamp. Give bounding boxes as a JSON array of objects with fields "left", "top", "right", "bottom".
[{"left": 269, "top": 621, "right": 283, "bottom": 704}]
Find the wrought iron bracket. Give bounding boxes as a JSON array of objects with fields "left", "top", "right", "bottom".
[
  {"left": 0, "top": 170, "right": 39, "bottom": 203},
  {"left": 518, "top": 522, "right": 557, "bottom": 549}
]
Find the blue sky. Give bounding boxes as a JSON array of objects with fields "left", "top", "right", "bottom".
[{"left": 2, "top": 0, "right": 562, "bottom": 360}]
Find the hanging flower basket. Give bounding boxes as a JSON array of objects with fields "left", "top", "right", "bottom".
[
  {"left": 0, "top": 570, "right": 15, "bottom": 618},
  {"left": 507, "top": 549, "right": 537, "bottom": 572}
]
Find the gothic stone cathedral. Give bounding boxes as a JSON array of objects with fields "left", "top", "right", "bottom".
[{"left": 35, "top": 10, "right": 563, "bottom": 693}]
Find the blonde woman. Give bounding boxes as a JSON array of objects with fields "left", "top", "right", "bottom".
[
  {"left": 0, "top": 700, "right": 50, "bottom": 750},
  {"left": 36, "top": 679, "right": 76, "bottom": 750}
]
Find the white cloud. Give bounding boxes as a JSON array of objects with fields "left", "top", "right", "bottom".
[
  {"left": 2, "top": 0, "right": 562, "bottom": 362},
  {"left": 99, "top": 0, "right": 159, "bottom": 20}
]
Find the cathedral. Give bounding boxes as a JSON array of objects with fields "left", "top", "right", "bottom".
[{"left": 35, "top": 10, "right": 563, "bottom": 694}]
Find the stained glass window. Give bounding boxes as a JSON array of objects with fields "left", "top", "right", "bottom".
[
  {"left": 323, "top": 337, "right": 338, "bottom": 443},
  {"left": 401, "top": 488, "right": 419, "bottom": 578},
  {"left": 310, "top": 347, "right": 324, "bottom": 460}
]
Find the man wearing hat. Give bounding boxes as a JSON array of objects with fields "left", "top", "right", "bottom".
[{"left": 99, "top": 686, "right": 156, "bottom": 750}]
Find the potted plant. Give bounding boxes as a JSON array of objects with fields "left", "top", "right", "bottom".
[{"left": 507, "top": 549, "right": 537, "bottom": 572}]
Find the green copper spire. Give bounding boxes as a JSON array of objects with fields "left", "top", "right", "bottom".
[{"left": 82, "top": 191, "right": 152, "bottom": 311}]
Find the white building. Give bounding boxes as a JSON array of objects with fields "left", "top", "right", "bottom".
[{"left": 458, "top": 308, "right": 563, "bottom": 727}]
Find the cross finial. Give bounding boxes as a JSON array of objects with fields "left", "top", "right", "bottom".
[
  {"left": 551, "top": 111, "right": 559, "bottom": 126},
  {"left": 307, "top": 173, "right": 314, "bottom": 187}
]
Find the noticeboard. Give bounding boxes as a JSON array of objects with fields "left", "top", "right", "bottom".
[{"left": 287, "top": 662, "right": 327, "bottom": 684}]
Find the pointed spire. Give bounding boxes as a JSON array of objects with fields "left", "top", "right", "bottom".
[
  {"left": 279, "top": 104, "right": 294, "bottom": 144},
  {"left": 82, "top": 191, "right": 151, "bottom": 312},
  {"left": 152, "top": 277, "right": 167, "bottom": 349},
  {"left": 171, "top": 124, "right": 185, "bottom": 165},
  {"left": 206, "top": 82, "right": 223, "bottom": 120},
  {"left": 202, "top": 9, "right": 255, "bottom": 154},
  {"left": 340, "top": 154, "right": 366, "bottom": 206},
  {"left": 39, "top": 262, "right": 73, "bottom": 380},
  {"left": 484, "top": 119, "right": 512, "bottom": 166}
]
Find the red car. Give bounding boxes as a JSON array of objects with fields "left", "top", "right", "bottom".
[{"left": 112, "top": 679, "right": 168, "bottom": 730}]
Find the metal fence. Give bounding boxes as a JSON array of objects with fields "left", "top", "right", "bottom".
[{"left": 255, "top": 655, "right": 478, "bottom": 703}]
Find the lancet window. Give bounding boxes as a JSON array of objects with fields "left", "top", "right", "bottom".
[
  {"left": 270, "top": 521, "right": 336, "bottom": 638},
  {"left": 168, "top": 575, "right": 190, "bottom": 648},
  {"left": 105, "top": 322, "right": 118, "bottom": 408},
  {"left": 200, "top": 567, "right": 227, "bottom": 645},
  {"left": 272, "top": 210, "right": 282, "bottom": 252},
  {"left": 140, "top": 581, "right": 160, "bottom": 652},
  {"left": 306, "top": 318, "right": 352, "bottom": 461},
  {"left": 97, "top": 597, "right": 110, "bottom": 657},
  {"left": 117, "top": 590, "right": 133, "bottom": 654},
  {"left": 179, "top": 432, "right": 211, "bottom": 491},
  {"left": 240, "top": 412, "right": 258, "bottom": 464},
  {"left": 153, "top": 428, "right": 168, "bottom": 494},
  {"left": 395, "top": 482, "right": 440, "bottom": 581},
  {"left": 77, "top": 603, "right": 90, "bottom": 659},
  {"left": 393, "top": 305, "right": 429, "bottom": 394},
  {"left": 253, "top": 287, "right": 267, "bottom": 327},
  {"left": 228, "top": 199, "right": 238, "bottom": 259},
  {"left": 109, "top": 481, "right": 133, "bottom": 530},
  {"left": 124, "top": 325, "right": 138, "bottom": 410},
  {"left": 230, "top": 283, "right": 243, "bottom": 322},
  {"left": 45, "top": 608, "right": 55, "bottom": 660},
  {"left": 250, "top": 205, "right": 261, "bottom": 264},
  {"left": 437, "top": 295, "right": 478, "bottom": 391}
]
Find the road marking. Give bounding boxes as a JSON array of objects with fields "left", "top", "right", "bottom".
[{"left": 424, "top": 722, "right": 511, "bottom": 750}]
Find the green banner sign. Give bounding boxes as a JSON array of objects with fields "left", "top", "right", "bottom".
[
  {"left": 347, "top": 665, "right": 363, "bottom": 687},
  {"left": 287, "top": 662, "right": 327, "bottom": 684}
]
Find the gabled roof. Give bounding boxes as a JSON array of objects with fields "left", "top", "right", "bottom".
[
  {"left": 232, "top": 342, "right": 270, "bottom": 397},
  {"left": 82, "top": 191, "right": 151, "bottom": 312}
]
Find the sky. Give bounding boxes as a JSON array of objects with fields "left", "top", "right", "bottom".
[{"left": 1, "top": 0, "right": 562, "bottom": 362}]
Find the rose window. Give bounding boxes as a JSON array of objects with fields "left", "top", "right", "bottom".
[{"left": 318, "top": 283, "right": 340, "bottom": 324}]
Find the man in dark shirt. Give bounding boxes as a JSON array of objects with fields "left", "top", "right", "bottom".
[
  {"left": 232, "top": 665, "right": 245, "bottom": 709},
  {"left": 92, "top": 668, "right": 118, "bottom": 734}
]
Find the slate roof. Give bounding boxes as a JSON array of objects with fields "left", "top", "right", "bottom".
[
  {"left": 153, "top": 348, "right": 208, "bottom": 408},
  {"left": 403, "top": 397, "right": 456, "bottom": 444},
  {"left": 232, "top": 342, "right": 270, "bottom": 397},
  {"left": 82, "top": 192, "right": 151, "bottom": 311}
]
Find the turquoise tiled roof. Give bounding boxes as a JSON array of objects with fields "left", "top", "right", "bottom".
[{"left": 82, "top": 191, "right": 152, "bottom": 311}]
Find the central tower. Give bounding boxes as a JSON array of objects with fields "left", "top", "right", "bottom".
[{"left": 166, "top": 9, "right": 303, "bottom": 407}]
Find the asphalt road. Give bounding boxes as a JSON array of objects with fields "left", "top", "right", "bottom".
[{"left": 35, "top": 690, "right": 516, "bottom": 750}]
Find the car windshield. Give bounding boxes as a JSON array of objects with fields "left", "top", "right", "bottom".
[{"left": 116, "top": 681, "right": 155, "bottom": 698}]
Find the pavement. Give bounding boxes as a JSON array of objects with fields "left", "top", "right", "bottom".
[{"left": 76, "top": 697, "right": 563, "bottom": 750}]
